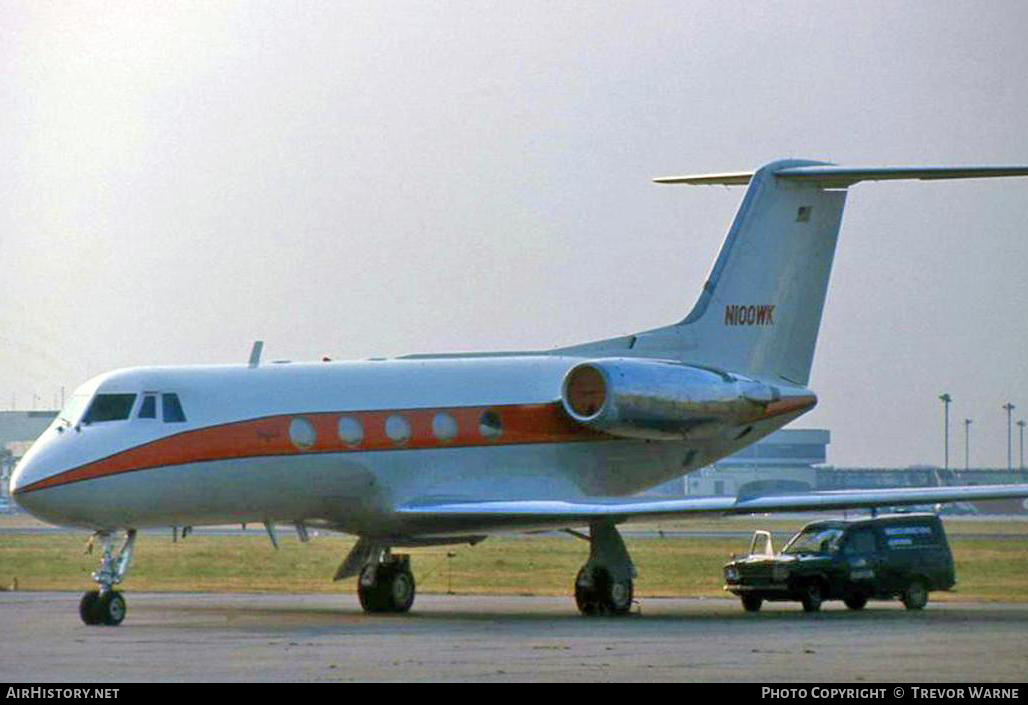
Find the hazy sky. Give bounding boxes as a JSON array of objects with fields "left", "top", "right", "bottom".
[{"left": 2, "top": 1, "right": 1026, "bottom": 468}]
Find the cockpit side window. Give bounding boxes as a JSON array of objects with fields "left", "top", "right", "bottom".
[
  {"left": 138, "top": 394, "right": 157, "bottom": 419},
  {"left": 83, "top": 394, "right": 138, "bottom": 424},
  {"left": 162, "top": 393, "right": 187, "bottom": 423}
]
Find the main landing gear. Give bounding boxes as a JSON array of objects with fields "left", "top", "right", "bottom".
[
  {"left": 80, "top": 529, "right": 136, "bottom": 626},
  {"left": 357, "top": 553, "right": 416, "bottom": 613},
  {"left": 574, "top": 523, "right": 636, "bottom": 616},
  {"left": 335, "top": 539, "right": 417, "bottom": 613}
]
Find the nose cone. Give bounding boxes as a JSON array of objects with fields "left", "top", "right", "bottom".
[
  {"left": 8, "top": 461, "right": 26, "bottom": 496},
  {"left": 9, "top": 450, "right": 43, "bottom": 513},
  {"left": 8, "top": 435, "right": 67, "bottom": 522},
  {"left": 8, "top": 443, "right": 38, "bottom": 499}
]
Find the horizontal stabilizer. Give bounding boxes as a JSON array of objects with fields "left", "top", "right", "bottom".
[
  {"left": 396, "top": 484, "right": 1028, "bottom": 533},
  {"left": 652, "top": 171, "right": 755, "bottom": 186},
  {"left": 654, "top": 164, "right": 1028, "bottom": 188}
]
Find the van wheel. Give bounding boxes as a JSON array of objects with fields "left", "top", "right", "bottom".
[
  {"left": 801, "top": 582, "right": 823, "bottom": 613},
  {"left": 902, "top": 579, "right": 928, "bottom": 610},
  {"left": 844, "top": 594, "right": 867, "bottom": 610},
  {"left": 741, "top": 595, "right": 763, "bottom": 613}
]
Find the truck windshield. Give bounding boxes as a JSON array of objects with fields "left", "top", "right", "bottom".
[{"left": 782, "top": 527, "right": 844, "bottom": 555}]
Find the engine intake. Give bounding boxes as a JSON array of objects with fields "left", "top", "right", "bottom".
[{"left": 561, "top": 358, "right": 786, "bottom": 440}]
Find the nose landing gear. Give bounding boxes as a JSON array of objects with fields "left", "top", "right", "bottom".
[{"left": 80, "top": 529, "right": 136, "bottom": 626}]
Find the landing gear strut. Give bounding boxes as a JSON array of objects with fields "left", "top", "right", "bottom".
[
  {"left": 80, "top": 529, "right": 136, "bottom": 626},
  {"left": 356, "top": 551, "right": 416, "bottom": 614},
  {"left": 574, "top": 523, "right": 635, "bottom": 616}
]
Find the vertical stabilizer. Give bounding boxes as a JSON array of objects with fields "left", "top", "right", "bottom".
[
  {"left": 559, "top": 159, "right": 1028, "bottom": 386},
  {"left": 633, "top": 159, "right": 846, "bottom": 385}
]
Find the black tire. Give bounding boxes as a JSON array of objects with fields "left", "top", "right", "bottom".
[
  {"left": 902, "top": 579, "right": 928, "bottom": 610},
  {"left": 801, "top": 582, "right": 824, "bottom": 613},
  {"left": 97, "top": 591, "right": 126, "bottom": 626},
  {"left": 575, "top": 566, "right": 632, "bottom": 616},
  {"left": 357, "top": 565, "right": 389, "bottom": 613},
  {"left": 79, "top": 590, "right": 102, "bottom": 625},
  {"left": 574, "top": 567, "right": 597, "bottom": 615},
  {"left": 741, "top": 595, "right": 763, "bottom": 613},
  {"left": 844, "top": 594, "right": 868, "bottom": 611},
  {"left": 607, "top": 575, "right": 634, "bottom": 616},
  {"left": 386, "top": 567, "right": 416, "bottom": 613}
]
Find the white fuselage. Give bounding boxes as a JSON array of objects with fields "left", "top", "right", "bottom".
[{"left": 10, "top": 355, "right": 805, "bottom": 538}]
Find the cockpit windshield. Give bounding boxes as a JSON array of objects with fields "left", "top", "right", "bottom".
[
  {"left": 82, "top": 394, "right": 137, "bottom": 424},
  {"left": 782, "top": 527, "right": 845, "bottom": 555}
]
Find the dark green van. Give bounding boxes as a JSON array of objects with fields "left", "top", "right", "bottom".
[{"left": 723, "top": 514, "right": 955, "bottom": 612}]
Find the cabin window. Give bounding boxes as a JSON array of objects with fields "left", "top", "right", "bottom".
[
  {"left": 138, "top": 395, "right": 157, "bottom": 419},
  {"left": 83, "top": 394, "right": 137, "bottom": 424},
  {"left": 432, "top": 413, "right": 458, "bottom": 442},
  {"left": 385, "top": 415, "right": 412, "bottom": 445},
  {"left": 289, "top": 417, "right": 316, "bottom": 450},
  {"left": 478, "top": 410, "right": 503, "bottom": 440},
  {"left": 338, "top": 416, "right": 364, "bottom": 447},
  {"left": 162, "top": 393, "right": 187, "bottom": 423}
]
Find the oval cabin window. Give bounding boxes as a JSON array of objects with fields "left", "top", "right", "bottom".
[
  {"left": 338, "top": 416, "right": 364, "bottom": 447},
  {"left": 479, "top": 410, "right": 503, "bottom": 440},
  {"left": 289, "top": 418, "right": 317, "bottom": 451},
  {"left": 385, "top": 415, "right": 412, "bottom": 445},
  {"left": 432, "top": 413, "right": 458, "bottom": 442}
]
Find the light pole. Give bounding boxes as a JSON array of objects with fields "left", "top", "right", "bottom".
[
  {"left": 964, "top": 418, "right": 972, "bottom": 471},
  {"left": 1018, "top": 419, "right": 1025, "bottom": 474},
  {"left": 939, "top": 394, "right": 952, "bottom": 471},
  {"left": 1003, "top": 403, "right": 1016, "bottom": 472}
]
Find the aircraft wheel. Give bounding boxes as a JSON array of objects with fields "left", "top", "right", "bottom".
[
  {"left": 574, "top": 567, "right": 597, "bottom": 615},
  {"left": 741, "top": 595, "right": 763, "bottom": 613},
  {"left": 386, "top": 566, "right": 416, "bottom": 613},
  {"left": 358, "top": 564, "right": 416, "bottom": 613},
  {"left": 575, "top": 566, "right": 632, "bottom": 616},
  {"left": 844, "top": 594, "right": 868, "bottom": 610},
  {"left": 79, "top": 590, "right": 102, "bottom": 625},
  {"left": 901, "top": 579, "right": 928, "bottom": 610},
  {"left": 357, "top": 566, "right": 389, "bottom": 613},
  {"left": 97, "top": 591, "right": 126, "bottom": 626},
  {"left": 801, "top": 581, "right": 824, "bottom": 613}
]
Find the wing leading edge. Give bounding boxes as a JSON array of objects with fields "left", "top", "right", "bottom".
[{"left": 395, "top": 484, "right": 1028, "bottom": 534}]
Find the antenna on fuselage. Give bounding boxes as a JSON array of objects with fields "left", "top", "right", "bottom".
[{"left": 248, "top": 340, "right": 264, "bottom": 368}]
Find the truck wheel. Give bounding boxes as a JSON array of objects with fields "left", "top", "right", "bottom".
[
  {"left": 741, "top": 595, "right": 763, "bottom": 613},
  {"left": 801, "top": 582, "right": 823, "bottom": 613},
  {"left": 902, "top": 579, "right": 928, "bottom": 610},
  {"left": 844, "top": 594, "right": 867, "bottom": 610}
]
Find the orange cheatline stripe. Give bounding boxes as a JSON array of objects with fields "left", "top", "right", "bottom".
[{"left": 17, "top": 402, "right": 612, "bottom": 494}]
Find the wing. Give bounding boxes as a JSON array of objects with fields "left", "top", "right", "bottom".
[{"left": 395, "top": 484, "right": 1028, "bottom": 534}]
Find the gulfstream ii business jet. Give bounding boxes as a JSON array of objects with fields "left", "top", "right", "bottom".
[{"left": 11, "top": 159, "right": 1028, "bottom": 625}]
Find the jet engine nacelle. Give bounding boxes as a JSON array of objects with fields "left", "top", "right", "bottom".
[{"left": 560, "top": 358, "right": 780, "bottom": 440}]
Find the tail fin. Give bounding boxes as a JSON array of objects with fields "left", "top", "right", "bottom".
[{"left": 562, "top": 159, "right": 1028, "bottom": 386}]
